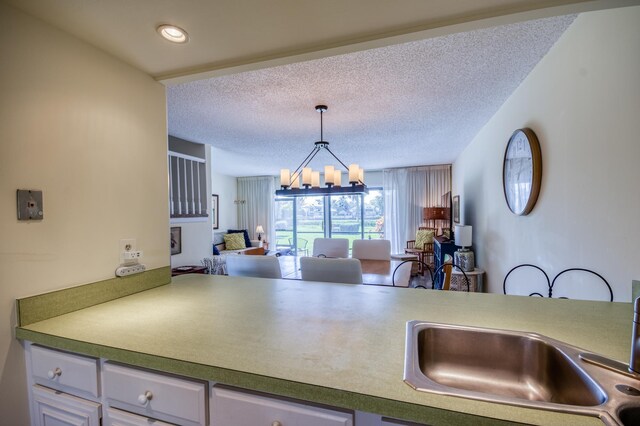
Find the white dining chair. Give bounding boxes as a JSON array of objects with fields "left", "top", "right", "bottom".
[
  {"left": 312, "top": 238, "right": 349, "bottom": 258},
  {"left": 392, "top": 260, "right": 413, "bottom": 287},
  {"left": 352, "top": 239, "right": 391, "bottom": 261},
  {"left": 226, "top": 255, "right": 282, "bottom": 279},
  {"left": 300, "top": 257, "right": 363, "bottom": 284}
]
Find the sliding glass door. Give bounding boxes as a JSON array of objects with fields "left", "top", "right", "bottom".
[{"left": 274, "top": 189, "right": 384, "bottom": 255}]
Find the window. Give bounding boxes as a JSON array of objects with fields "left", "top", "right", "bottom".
[
  {"left": 274, "top": 188, "right": 384, "bottom": 255},
  {"left": 168, "top": 151, "right": 207, "bottom": 218}
]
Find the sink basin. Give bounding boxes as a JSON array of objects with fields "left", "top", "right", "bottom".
[
  {"left": 410, "top": 323, "right": 605, "bottom": 405},
  {"left": 619, "top": 405, "right": 640, "bottom": 426},
  {"left": 404, "top": 321, "right": 640, "bottom": 425}
]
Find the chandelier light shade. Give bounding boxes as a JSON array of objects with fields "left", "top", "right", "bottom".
[{"left": 276, "top": 105, "right": 368, "bottom": 197}]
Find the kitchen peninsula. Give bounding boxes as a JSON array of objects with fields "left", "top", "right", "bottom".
[{"left": 16, "top": 274, "right": 632, "bottom": 425}]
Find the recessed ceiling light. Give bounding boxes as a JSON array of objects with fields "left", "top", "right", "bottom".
[{"left": 156, "top": 24, "right": 189, "bottom": 44}]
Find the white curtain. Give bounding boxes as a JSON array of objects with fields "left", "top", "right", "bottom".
[
  {"left": 383, "top": 165, "right": 451, "bottom": 253},
  {"left": 236, "top": 176, "right": 275, "bottom": 242}
]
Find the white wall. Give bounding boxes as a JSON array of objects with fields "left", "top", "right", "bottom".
[
  {"left": 0, "top": 3, "right": 168, "bottom": 423},
  {"left": 452, "top": 6, "right": 640, "bottom": 301},
  {"left": 211, "top": 147, "right": 239, "bottom": 231},
  {"left": 170, "top": 140, "right": 213, "bottom": 267}
]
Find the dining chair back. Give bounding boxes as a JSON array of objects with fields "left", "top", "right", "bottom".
[
  {"left": 312, "top": 238, "right": 349, "bottom": 258},
  {"left": 226, "top": 255, "right": 282, "bottom": 279},
  {"left": 300, "top": 257, "right": 363, "bottom": 284},
  {"left": 352, "top": 239, "right": 391, "bottom": 261},
  {"left": 391, "top": 260, "right": 413, "bottom": 287},
  {"left": 289, "top": 237, "right": 309, "bottom": 256}
]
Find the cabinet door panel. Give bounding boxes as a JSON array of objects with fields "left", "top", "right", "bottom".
[
  {"left": 32, "top": 385, "right": 101, "bottom": 426},
  {"left": 211, "top": 385, "right": 353, "bottom": 426}
]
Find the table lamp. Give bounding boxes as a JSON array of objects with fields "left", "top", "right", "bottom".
[
  {"left": 255, "top": 225, "right": 264, "bottom": 241},
  {"left": 454, "top": 225, "right": 474, "bottom": 272}
]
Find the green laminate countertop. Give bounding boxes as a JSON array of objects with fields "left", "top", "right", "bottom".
[{"left": 16, "top": 275, "right": 633, "bottom": 425}]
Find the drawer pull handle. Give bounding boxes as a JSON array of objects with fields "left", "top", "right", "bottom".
[
  {"left": 137, "top": 390, "right": 153, "bottom": 405},
  {"left": 271, "top": 422, "right": 282, "bottom": 426},
  {"left": 47, "top": 368, "right": 62, "bottom": 379}
]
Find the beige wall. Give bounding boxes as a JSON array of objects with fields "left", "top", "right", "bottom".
[
  {"left": 0, "top": 3, "right": 168, "bottom": 423},
  {"left": 453, "top": 6, "right": 640, "bottom": 301}
]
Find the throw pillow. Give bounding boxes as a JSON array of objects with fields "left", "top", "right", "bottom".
[
  {"left": 415, "top": 229, "right": 435, "bottom": 250},
  {"left": 227, "top": 229, "right": 251, "bottom": 248},
  {"left": 212, "top": 244, "right": 220, "bottom": 256},
  {"left": 224, "top": 233, "right": 246, "bottom": 250}
]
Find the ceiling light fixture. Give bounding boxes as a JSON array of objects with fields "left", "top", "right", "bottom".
[
  {"left": 276, "top": 105, "right": 367, "bottom": 197},
  {"left": 156, "top": 24, "right": 189, "bottom": 44}
]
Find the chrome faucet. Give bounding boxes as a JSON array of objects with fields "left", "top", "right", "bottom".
[
  {"left": 579, "top": 296, "right": 640, "bottom": 379},
  {"left": 630, "top": 296, "right": 640, "bottom": 374}
]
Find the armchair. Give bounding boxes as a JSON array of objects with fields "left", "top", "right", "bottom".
[{"left": 405, "top": 227, "right": 436, "bottom": 275}]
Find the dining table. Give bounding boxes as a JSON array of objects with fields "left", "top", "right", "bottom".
[{"left": 277, "top": 255, "right": 410, "bottom": 287}]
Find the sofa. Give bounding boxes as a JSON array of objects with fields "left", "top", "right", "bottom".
[
  {"left": 213, "top": 230, "right": 263, "bottom": 255},
  {"left": 203, "top": 231, "right": 264, "bottom": 275}
]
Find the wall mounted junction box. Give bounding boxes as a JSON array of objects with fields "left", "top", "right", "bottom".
[{"left": 17, "top": 189, "right": 43, "bottom": 220}]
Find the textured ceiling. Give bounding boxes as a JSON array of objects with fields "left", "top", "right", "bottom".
[{"left": 167, "top": 15, "right": 576, "bottom": 176}]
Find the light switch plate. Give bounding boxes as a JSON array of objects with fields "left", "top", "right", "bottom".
[{"left": 17, "top": 190, "right": 43, "bottom": 220}]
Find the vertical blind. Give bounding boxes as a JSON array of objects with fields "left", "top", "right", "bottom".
[{"left": 169, "top": 151, "right": 208, "bottom": 218}]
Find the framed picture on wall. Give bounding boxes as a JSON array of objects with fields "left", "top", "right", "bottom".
[
  {"left": 453, "top": 195, "right": 460, "bottom": 224},
  {"left": 170, "top": 226, "right": 182, "bottom": 255},
  {"left": 212, "top": 194, "right": 219, "bottom": 230}
]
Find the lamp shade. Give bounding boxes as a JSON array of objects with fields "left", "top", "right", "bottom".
[
  {"left": 311, "top": 171, "right": 320, "bottom": 188},
  {"left": 348, "top": 164, "right": 359, "bottom": 184},
  {"left": 302, "top": 168, "right": 312, "bottom": 186},
  {"left": 324, "top": 166, "right": 334, "bottom": 185},
  {"left": 280, "top": 169, "right": 290, "bottom": 187},
  {"left": 454, "top": 225, "right": 472, "bottom": 247},
  {"left": 333, "top": 170, "right": 342, "bottom": 187},
  {"left": 255, "top": 225, "right": 264, "bottom": 234}
]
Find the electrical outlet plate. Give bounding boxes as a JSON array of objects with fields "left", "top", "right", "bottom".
[
  {"left": 119, "top": 239, "right": 136, "bottom": 264},
  {"left": 120, "top": 239, "right": 136, "bottom": 252}
]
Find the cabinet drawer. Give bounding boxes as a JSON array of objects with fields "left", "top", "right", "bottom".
[
  {"left": 105, "top": 407, "right": 175, "bottom": 426},
  {"left": 211, "top": 385, "right": 353, "bottom": 426},
  {"left": 103, "top": 362, "right": 206, "bottom": 426},
  {"left": 31, "top": 345, "right": 99, "bottom": 398}
]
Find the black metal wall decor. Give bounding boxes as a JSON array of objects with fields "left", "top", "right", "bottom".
[{"left": 503, "top": 264, "right": 613, "bottom": 301}]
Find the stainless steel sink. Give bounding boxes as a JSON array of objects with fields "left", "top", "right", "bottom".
[{"left": 404, "top": 321, "right": 640, "bottom": 425}]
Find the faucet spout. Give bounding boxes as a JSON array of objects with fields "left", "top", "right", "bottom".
[{"left": 630, "top": 297, "right": 640, "bottom": 374}]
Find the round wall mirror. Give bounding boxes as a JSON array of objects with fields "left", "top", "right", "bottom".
[{"left": 502, "top": 128, "right": 542, "bottom": 215}]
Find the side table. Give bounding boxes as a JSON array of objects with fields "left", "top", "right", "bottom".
[
  {"left": 450, "top": 267, "right": 485, "bottom": 292},
  {"left": 391, "top": 253, "right": 420, "bottom": 276},
  {"left": 171, "top": 265, "right": 208, "bottom": 277}
]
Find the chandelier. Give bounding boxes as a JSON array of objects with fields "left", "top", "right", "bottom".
[{"left": 276, "top": 105, "right": 368, "bottom": 197}]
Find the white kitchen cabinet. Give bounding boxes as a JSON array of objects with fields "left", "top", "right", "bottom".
[
  {"left": 25, "top": 342, "right": 401, "bottom": 426},
  {"left": 103, "top": 362, "right": 207, "bottom": 426},
  {"left": 30, "top": 344, "right": 99, "bottom": 399},
  {"left": 211, "top": 385, "right": 353, "bottom": 426},
  {"left": 32, "top": 385, "right": 101, "bottom": 426},
  {"left": 104, "top": 407, "right": 175, "bottom": 426}
]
